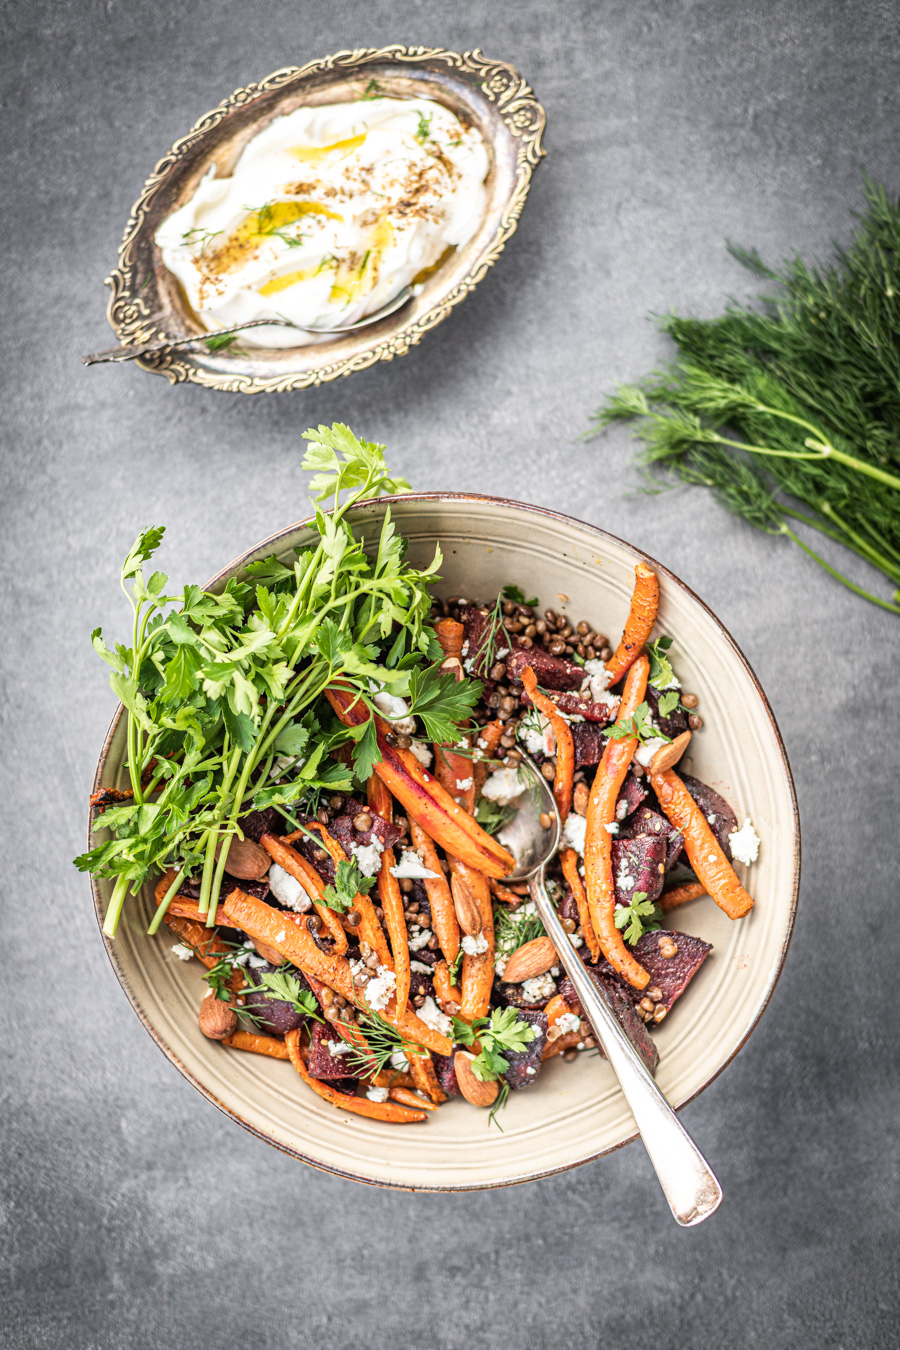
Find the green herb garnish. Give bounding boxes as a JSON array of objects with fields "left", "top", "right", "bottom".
[
  {"left": 242, "top": 969, "right": 323, "bottom": 1021},
  {"left": 204, "top": 333, "right": 241, "bottom": 353},
  {"left": 415, "top": 111, "right": 432, "bottom": 143},
  {"left": 321, "top": 858, "right": 376, "bottom": 914},
  {"left": 452, "top": 1006, "right": 537, "bottom": 1081},
  {"left": 591, "top": 178, "right": 900, "bottom": 613},
  {"left": 342, "top": 1014, "right": 426, "bottom": 1077},
  {"left": 647, "top": 636, "right": 677, "bottom": 691},
  {"left": 474, "top": 797, "right": 515, "bottom": 837},
  {"left": 502, "top": 585, "right": 538, "bottom": 607},
  {"left": 602, "top": 701, "right": 670, "bottom": 747},
  {"left": 181, "top": 226, "right": 222, "bottom": 255},
  {"left": 614, "top": 891, "right": 663, "bottom": 945}
]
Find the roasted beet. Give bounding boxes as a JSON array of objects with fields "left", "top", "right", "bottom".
[
  {"left": 307, "top": 1023, "right": 358, "bottom": 1080},
  {"left": 238, "top": 807, "right": 282, "bottom": 843},
  {"left": 680, "top": 773, "right": 738, "bottom": 857},
  {"left": 620, "top": 806, "right": 685, "bottom": 870},
  {"left": 241, "top": 961, "right": 309, "bottom": 1035},
  {"left": 559, "top": 886, "right": 579, "bottom": 923},
  {"left": 284, "top": 822, "right": 336, "bottom": 884},
  {"left": 493, "top": 976, "right": 555, "bottom": 1011},
  {"left": 572, "top": 721, "right": 606, "bottom": 768},
  {"left": 178, "top": 873, "right": 269, "bottom": 902},
  {"left": 615, "top": 772, "right": 648, "bottom": 821},
  {"left": 556, "top": 969, "right": 658, "bottom": 1075},
  {"left": 408, "top": 968, "right": 435, "bottom": 1002},
  {"left": 433, "top": 1049, "right": 462, "bottom": 1096},
  {"left": 611, "top": 833, "right": 668, "bottom": 905},
  {"left": 629, "top": 930, "right": 712, "bottom": 1011},
  {"left": 506, "top": 645, "right": 585, "bottom": 691},
  {"left": 645, "top": 685, "right": 690, "bottom": 740},
  {"left": 327, "top": 797, "right": 402, "bottom": 856},
  {"left": 553, "top": 689, "right": 620, "bottom": 722},
  {"left": 503, "top": 1009, "right": 549, "bottom": 1089},
  {"left": 459, "top": 606, "right": 514, "bottom": 681}
]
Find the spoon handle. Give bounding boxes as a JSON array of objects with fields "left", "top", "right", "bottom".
[
  {"left": 82, "top": 318, "right": 295, "bottom": 365},
  {"left": 529, "top": 870, "right": 723, "bottom": 1226}
]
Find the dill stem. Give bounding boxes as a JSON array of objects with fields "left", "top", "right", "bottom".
[
  {"left": 781, "top": 507, "right": 900, "bottom": 583},
  {"left": 782, "top": 527, "right": 900, "bottom": 613},
  {"left": 819, "top": 502, "right": 900, "bottom": 582}
]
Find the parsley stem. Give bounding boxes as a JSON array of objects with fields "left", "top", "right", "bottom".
[
  {"left": 146, "top": 867, "right": 187, "bottom": 935},
  {"left": 102, "top": 873, "right": 131, "bottom": 938}
]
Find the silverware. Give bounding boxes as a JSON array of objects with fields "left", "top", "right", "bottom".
[
  {"left": 502, "top": 761, "right": 724, "bottom": 1226},
  {"left": 83, "top": 288, "right": 414, "bottom": 365}
]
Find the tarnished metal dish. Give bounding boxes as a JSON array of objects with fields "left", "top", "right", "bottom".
[
  {"left": 105, "top": 47, "right": 546, "bottom": 393},
  {"left": 89, "top": 496, "right": 800, "bottom": 1191}
]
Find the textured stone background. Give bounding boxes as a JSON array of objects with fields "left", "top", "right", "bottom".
[{"left": 2, "top": 2, "right": 898, "bottom": 1346}]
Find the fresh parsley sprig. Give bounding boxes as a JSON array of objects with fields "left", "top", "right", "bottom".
[
  {"left": 452, "top": 1007, "right": 537, "bottom": 1082},
  {"left": 321, "top": 858, "right": 376, "bottom": 914},
  {"left": 602, "top": 701, "right": 671, "bottom": 747},
  {"left": 242, "top": 969, "right": 323, "bottom": 1021},
  {"left": 614, "top": 891, "right": 663, "bottom": 945}
]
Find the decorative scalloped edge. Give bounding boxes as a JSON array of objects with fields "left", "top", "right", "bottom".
[{"left": 105, "top": 47, "right": 546, "bottom": 394}]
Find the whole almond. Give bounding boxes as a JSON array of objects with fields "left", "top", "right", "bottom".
[
  {"left": 501, "top": 935, "right": 558, "bottom": 983},
  {"left": 198, "top": 993, "right": 238, "bottom": 1041},
  {"left": 573, "top": 781, "right": 590, "bottom": 816},
  {"left": 250, "top": 936, "right": 284, "bottom": 965},
  {"left": 649, "top": 729, "right": 692, "bottom": 777},
  {"left": 451, "top": 873, "right": 482, "bottom": 937},
  {"left": 453, "top": 1051, "right": 500, "bottom": 1107},
  {"left": 215, "top": 834, "right": 271, "bottom": 881}
]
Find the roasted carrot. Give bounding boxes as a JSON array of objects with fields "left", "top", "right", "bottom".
[
  {"left": 605, "top": 562, "right": 659, "bottom": 684},
  {"left": 408, "top": 818, "right": 460, "bottom": 964},
  {"left": 559, "top": 848, "right": 600, "bottom": 963},
  {"left": 389, "top": 1086, "right": 438, "bottom": 1111},
  {"left": 325, "top": 687, "right": 513, "bottom": 878},
  {"left": 473, "top": 718, "right": 505, "bottom": 796},
  {"left": 257, "top": 834, "right": 348, "bottom": 954},
  {"left": 284, "top": 1030, "right": 427, "bottom": 1123},
  {"left": 433, "top": 617, "right": 465, "bottom": 661},
  {"left": 222, "top": 1030, "right": 291, "bottom": 1059},
  {"left": 660, "top": 880, "right": 707, "bottom": 912},
  {"left": 222, "top": 890, "right": 452, "bottom": 1055},
  {"left": 542, "top": 1030, "right": 582, "bottom": 1060},
  {"left": 583, "top": 655, "right": 652, "bottom": 990},
  {"left": 433, "top": 960, "right": 463, "bottom": 1008},
  {"left": 488, "top": 878, "right": 522, "bottom": 905},
  {"left": 450, "top": 857, "right": 495, "bottom": 1023},
  {"left": 432, "top": 621, "right": 477, "bottom": 813},
  {"left": 521, "top": 666, "right": 574, "bottom": 821},
  {"left": 543, "top": 993, "right": 571, "bottom": 1029},
  {"left": 305, "top": 821, "right": 394, "bottom": 966},
  {"left": 155, "top": 870, "right": 232, "bottom": 929},
  {"left": 368, "top": 776, "right": 411, "bottom": 1015},
  {"left": 649, "top": 769, "right": 754, "bottom": 919},
  {"left": 407, "top": 1050, "right": 448, "bottom": 1104}
]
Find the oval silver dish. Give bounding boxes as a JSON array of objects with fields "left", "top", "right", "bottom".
[{"left": 105, "top": 47, "right": 547, "bottom": 394}]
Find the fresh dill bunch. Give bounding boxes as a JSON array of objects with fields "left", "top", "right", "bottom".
[
  {"left": 590, "top": 177, "right": 900, "bottom": 613},
  {"left": 341, "top": 1015, "right": 425, "bottom": 1077}
]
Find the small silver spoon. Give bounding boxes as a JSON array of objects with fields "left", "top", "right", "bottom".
[
  {"left": 501, "top": 759, "right": 723, "bottom": 1227},
  {"left": 83, "top": 287, "right": 414, "bottom": 365}
]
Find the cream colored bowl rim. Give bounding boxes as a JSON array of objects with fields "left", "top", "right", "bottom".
[{"left": 89, "top": 493, "right": 801, "bottom": 1188}]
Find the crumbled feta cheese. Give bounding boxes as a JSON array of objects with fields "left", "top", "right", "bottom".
[
  {"left": 461, "top": 639, "right": 469, "bottom": 656},
  {"left": 570, "top": 933, "right": 584, "bottom": 949},
  {"left": 455, "top": 776, "right": 474, "bottom": 792},
  {"left": 407, "top": 925, "right": 433, "bottom": 952},
  {"left": 372, "top": 690, "right": 416, "bottom": 734},
  {"left": 268, "top": 862, "right": 313, "bottom": 913},
  {"left": 461, "top": 933, "right": 489, "bottom": 956},
  {"left": 363, "top": 964, "right": 397, "bottom": 1012},
  {"left": 634, "top": 735, "right": 670, "bottom": 768},
  {"left": 562, "top": 812, "right": 587, "bottom": 855},
  {"left": 417, "top": 995, "right": 452, "bottom": 1037},
  {"left": 526, "top": 1066, "right": 537, "bottom": 1075},
  {"left": 550, "top": 966, "right": 559, "bottom": 976},
  {"left": 390, "top": 1050, "right": 410, "bottom": 1071},
  {"left": 327, "top": 1039, "right": 351, "bottom": 1056},
  {"left": 495, "top": 646, "right": 509, "bottom": 659},
  {"left": 410, "top": 960, "right": 433, "bottom": 974},
  {"left": 476, "top": 737, "right": 488, "bottom": 750},
  {"left": 349, "top": 838, "right": 384, "bottom": 877},
  {"left": 462, "top": 656, "right": 475, "bottom": 674},
  {"left": 409, "top": 738, "right": 433, "bottom": 767},
  {"left": 615, "top": 797, "right": 629, "bottom": 821},
  {"left": 276, "top": 930, "right": 286, "bottom": 943},
  {"left": 235, "top": 941, "right": 268, "bottom": 969},
  {"left": 582, "top": 658, "right": 614, "bottom": 704},
  {"left": 616, "top": 867, "right": 635, "bottom": 892},
  {"left": 170, "top": 943, "right": 194, "bottom": 961},
  {"left": 521, "top": 973, "right": 557, "bottom": 1002},
  {"left": 481, "top": 767, "right": 529, "bottom": 805},
  {"left": 366, "top": 1086, "right": 390, "bottom": 1103},
  {"left": 707, "top": 813, "right": 717, "bottom": 825},
  {"left": 519, "top": 708, "right": 556, "bottom": 757},
  {"left": 494, "top": 955, "right": 509, "bottom": 978},
  {"left": 602, "top": 821, "right": 619, "bottom": 836},
  {"left": 556, "top": 1012, "right": 581, "bottom": 1035},
  {"left": 728, "top": 817, "right": 761, "bottom": 865},
  {"left": 390, "top": 849, "right": 438, "bottom": 880}
]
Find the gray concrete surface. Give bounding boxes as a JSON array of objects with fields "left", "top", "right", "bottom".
[{"left": 2, "top": 1, "right": 898, "bottom": 1346}]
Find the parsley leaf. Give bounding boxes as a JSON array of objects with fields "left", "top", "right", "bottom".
[
  {"left": 406, "top": 664, "right": 482, "bottom": 743},
  {"left": 474, "top": 797, "right": 515, "bottom": 837},
  {"left": 321, "top": 858, "right": 376, "bottom": 913},
  {"left": 603, "top": 701, "right": 671, "bottom": 747},
  {"left": 243, "top": 969, "right": 322, "bottom": 1020},
  {"left": 614, "top": 891, "right": 663, "bottom": 945},
  {"left": 647, "top": 636, "right": 679, "bottom": 691},
  {"left": 502, "top": 584, "right": 538, "bottom": 607},
  {"left": 657, "top": 689, "right": 682, "bottom": 717},
  {"left": 452, "top": 1007, "right": 537, "bottom": 1082},
  {"left": 300, "top": 423, "right": 411, "bottom": 503}
]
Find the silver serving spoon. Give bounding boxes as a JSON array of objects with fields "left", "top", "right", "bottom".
[
  {"left": 82, "top": 287, "right": 414, "bottom": 365},
  {"left": 502, "top": 759, "right": 723, "bottom": 1226}
]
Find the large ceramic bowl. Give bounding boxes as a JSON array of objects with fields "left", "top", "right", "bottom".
[
  {"left": 90, "top": 495, "right": 800, "bottom": 1190},
  {"left": 105, "top": 47, "right": 545, "bottom": 393}
]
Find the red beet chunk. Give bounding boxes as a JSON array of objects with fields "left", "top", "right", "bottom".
[
  {"left": 612, "top": 833, "right": 668, "bottom": 905},
  {"left": 506, "top": 645, "right": 585, "bottom": 691},
  {"left": 680, "top": 774, "right": 738, "bottom": 858},
  {"left": 179, "top": 873, "right": 269, "bottom": 902},
  {"left": 307, "top": 1023, "right": 359, "bottom": 1080},
  {"left": 238, "top": 807, "right": 283, "bottom": 842},
  {"left": 629, "top": 930, "right": 712, "bottom": 1011},
  {"left": 327, "top": 798, "right": 403, "bottom": 856},
  {"left": 645, "top": 685, "right": 690, "bottom": 740},
  {"left": 557, "top": 971, "right": 658, "bottom": 1076},
  {"left": 620, "top": 806, "right": 684, "bottom": 870},
  {"left": 615, "top": 772, "right": 648, "bottom": 821},
  {"left": 503, "top": 1009, "right": 549, "bottom": 1090},
  {"left": 459, "top": 606, "right": 514, "bottom": 681},
  {"left": 433, "top": 1050, "right": 462, "bottom": 1096},
  {"left": 572, "top": 722, "right": 606, "bottom": 768},
  {"left": 242, "top": 961, "right": 309, "bottom": 1035},
  {"left": 553, "top": 689, "right": 620, "bottom": 722},
  {"left": 559, "top": 886, "right": 579, "bottom": 923}
]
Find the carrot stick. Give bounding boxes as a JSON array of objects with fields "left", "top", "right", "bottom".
[
  {"left": 407, "top": 1050, "right": 448, "bottom": 1104},
  {"left": 433, "top": 617, "right": 465, "bottom": 660},
  {"left": 389, "top": 1086, "right": 439, "bottom": 1112},
  {"left": 583, "top": 655, "right": 652, "bottom": 990},
  {"left": 488, "top": 879, "right": 522, "bottom": 905},
  {"left": 155, "top": 871, "right": 233, "bottom": 929},
  {"left": 605, "top": 562, "right": 659, "bottom": 684},
  {"left": 542, "top": 1030, "right": 582, "bottom": 1060},
  {"left": 660, "top": 880, "right": 707, "bottom": 912},
  {"left": 473, "top": 718, "right": 505, "bottom": 795},
  {"left": 450, "top": 857, "right": 495, "bottom": 1022},
  {"left": 649, "top": 769, "right": 754, "bottom": 919},
  {"left": 257, "top": 834, "right": 347, "bottom": 954},
  {"left": 325, "top": 687, "right": 513, "bottom": 878},
  {"left": 408, "top": 818, "right": 459, "bottom": 964},
  {"left": 559, "top": 847, "right": 600, "bottom": 963},
  {"left": 432, "top": 620, "right": 476, "bottom": 813},
  {"left": 284, "top": 1030, "right": 427, "bottom": 1123},
  {"left": 433, "top": 960, "right": 462, "bottom": 1008},
  {"left": 222, "top": 889, "right": 452, "bottom": 1055},
  {"left": 368, "top": 777, "right": 411, "bottom": 1015},
  {"left": 222, "top": 1030, "right": 291, "bottom": 1059},
  {"left": 304, "top": 821, "right": 393, "bottom": 966},
  {"left": 521, "top": 666, "right": 574, "bottom": 821}
]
